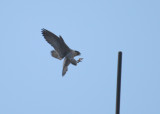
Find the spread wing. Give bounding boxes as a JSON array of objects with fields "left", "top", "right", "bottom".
[{"left": 41, "top": 28, "right": 70, "bottom": 58}]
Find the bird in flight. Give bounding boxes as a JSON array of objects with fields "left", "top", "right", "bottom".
[{"left": 41, "top": 28, "right": 83, "bottom": 76}]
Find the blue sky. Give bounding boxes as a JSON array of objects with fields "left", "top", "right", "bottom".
[{"left": 0, "top": 0, "right": 160, "bottom": 114}]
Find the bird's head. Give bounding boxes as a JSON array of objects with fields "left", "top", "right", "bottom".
[{"left": 75, "top": 51, "right": 81, "bottom": 56}]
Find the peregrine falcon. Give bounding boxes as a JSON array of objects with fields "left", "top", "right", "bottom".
[{"left": 41, "top": 28, "right": 83, "bottom": 76}]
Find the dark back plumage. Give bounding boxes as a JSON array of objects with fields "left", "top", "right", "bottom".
[{"left": 41, "top": 29, "right": 70, "bottom": 58}]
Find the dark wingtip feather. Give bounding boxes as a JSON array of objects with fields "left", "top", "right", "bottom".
[
  {"left": 41, "top": 28, "right": 45, "bottom": 35},
  {"left": 41, "top": 28, "right": 46, "bottom": 34},
  {"left": 41, "top": 28, "right": 50, "bottom": 37}
]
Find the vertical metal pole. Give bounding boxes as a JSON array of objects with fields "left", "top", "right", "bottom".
[{"left": 115, "top": 51, "right": 122, "bottom": 114}]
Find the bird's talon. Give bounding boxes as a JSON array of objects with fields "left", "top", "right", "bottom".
[{"left": 77, "top": 58, "right": 83, "bottom": 63}]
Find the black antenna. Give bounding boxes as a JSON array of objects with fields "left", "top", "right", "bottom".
[{"left": 115, "top": 51, "right": 122, "bottom": 114}]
